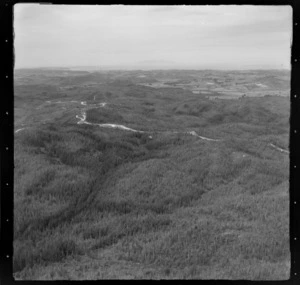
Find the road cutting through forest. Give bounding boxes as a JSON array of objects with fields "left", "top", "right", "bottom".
[
  {"left": 269, "top": 143, "right": 290, "bottom": 154},
  {"left": 74, "top": 100, "right": 289, "bottom": 153},
  {"left": 15, "top": 128, "right": 26, "bottom": 133},
  {"left": 74, "top": 100, "right": 222, "bottom": 141},
  {"left": 14, "top": 100, "right": 289, "bottom": 154}
]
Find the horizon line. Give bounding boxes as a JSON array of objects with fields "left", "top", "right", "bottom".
[{"left": 14, "top": 66, "right": 291, "bottom": 71}]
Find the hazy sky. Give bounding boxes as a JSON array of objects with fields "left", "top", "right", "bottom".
[{"left": 14, "top": 4, "right": 292, "bottom": 70}]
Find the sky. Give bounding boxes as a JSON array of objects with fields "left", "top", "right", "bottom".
[{"left": 14, "top": 4, "right": 292, "bottom": 70}]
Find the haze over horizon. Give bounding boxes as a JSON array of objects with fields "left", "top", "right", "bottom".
[{"left": 14, "top": 5, "right": 292, "bottom": 70}]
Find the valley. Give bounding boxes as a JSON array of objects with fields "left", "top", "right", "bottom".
[{"left": 13, "top": 68, "right": 290, "bottom": 280}]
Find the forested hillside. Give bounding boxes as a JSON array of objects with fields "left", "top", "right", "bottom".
[{"left": 14, "top": 69, "right": 290, "bottom": 279}]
